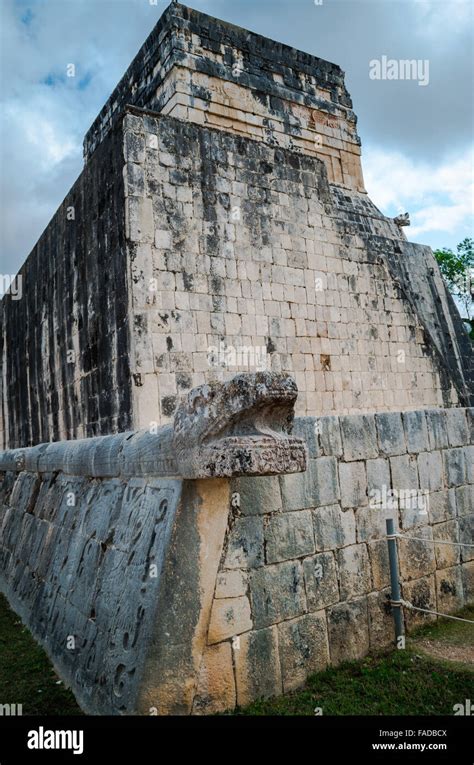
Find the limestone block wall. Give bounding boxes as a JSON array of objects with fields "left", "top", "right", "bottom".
[
  {"left": 83, "top": 2, "right": 364, "bottom": 191},
  {"left": 2, "top": 3, "right": 471, "bottom": 451},
  {"left": 2, "top": 104, "right": 471, "bottom": 450},
  {"left": 126, "top": 110, "right": 469, "bottom": 426},
  {"left": 0, "top": 404, "right": 472, "bottom": 715},
  {"left": 0, "top": 432, "right": 232, "bottom": 715},
  {"left": 0, "top": 469, "right": 181, "bottom": 714},
  {"left": 197, "top": 406, "right": 473, "bottom": 712},
  {"left": 0, "top": 120, "right": 133, "bottom": 450}
]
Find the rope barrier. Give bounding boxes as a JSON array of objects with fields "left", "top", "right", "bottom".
[
  {"left": 372, "top": 533, "right": 474, "bottom": 548},
  {"left": 385, "top": 519, "right": 474, "bottom": 639},
  {"left": 399, "top": 599, "right": 474, "bottom": 625},
  {"left": 393, "top": 533, "right": 474, "bottom": 548}
]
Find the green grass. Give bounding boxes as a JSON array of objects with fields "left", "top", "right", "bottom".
[
  {"left": 0, "top": 594, "right": 82, "bottom": 715},
  {"left": 410, "top": 605, "right": 474, "bottom": 649},
  {"left": 0, "top": 592, "right": 472, "bottom": 717},
  {"left": 235, "top": 608, "right": 474, "bottom": 716},
  {"left": 236, "top": 650, "right": 473, "bottom": 716}
]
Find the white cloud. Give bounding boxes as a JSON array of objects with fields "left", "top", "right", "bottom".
[
  {"left": 363, "top": 145, "right": 474, "bottom": 245},
  {"left": 0, "top": 0, "right": 472, "bottom": 274},
  {"left": 6, "top": 101, "right": 78, "bottom": 167},
  {"left": 0, "top": 0, "right": 159, "bottom": 274},
  {"left": 414, "top": 0, "right": 472, "bottom": 38}
]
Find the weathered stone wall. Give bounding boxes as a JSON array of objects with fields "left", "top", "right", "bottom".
[
  {"left": 0, "top": 371, "right": 307, "bottom": 715},
  {"left": 4, "top": 104, "right": 469, "bottom": 450},
  {"left": 83, "top": 2, "right": 364, "bottom": 191},
  {"left": 2, "top": 3, "right": 471, "bottom": 450},
  {"left": 1, "top": 404, "right": 471, "bottom": 714},
  {"left": 125, "top": 109, "right": 469, "bottom": 425},
  {"left": 0, "top": 121, "right": 133, "bottom": 450},
  {"left": 0, "top": 468, "right": 182, "bottom": 714},
  {"left": 0, "top": 434, "right": 232, "bottom": 715},
  {"left": 0, "top": 1, "right": 471, "bottom": 720},
  {"left": 197, "top": 406, "right": 474, "bottom": 711}
]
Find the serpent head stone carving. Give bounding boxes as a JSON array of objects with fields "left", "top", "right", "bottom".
[{"left": 172, "top": 371, "right": 307, "bottom": 478}]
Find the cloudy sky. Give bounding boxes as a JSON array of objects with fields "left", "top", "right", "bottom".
[{"left": 0, "top": 0, "right": 473, "bottom": 277}]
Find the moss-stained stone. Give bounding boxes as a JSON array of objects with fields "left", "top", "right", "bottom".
[
  {"left": 426, "top": 410, "right": 449, "bottom": 451},
  {"left": 461, "top": 561, "right": 474, "bottom": 602},
  {"left": 208, "top": 596, "right": 252, "bottom": 644},
  {"left": 277, "top": 611, "right": 329, "bottom": 692},
  {"left": 337, "top": 544, "right": 371, "bottom": 600},
  {"left": 458, "top": 514, "right": 474, "bottom": 562},
  {"left": 293, "top": 417, "right": 321, "bottom": 458},
  {"left": 428, "top": 489, "right": 456, "bottom": 524},
  {"left": 367, "top": 539, "right": 391, "bottom": 590},
  {"left": 340, "top": 415, "right": 378, "bottom": 462},
  {"left": 418, "top": 451, "right": 443, "bottom": 492},
  {"left": 317, "top": 416, "right": 343, "bottom": 457},
  {"left": 327, "top": 598, "right": 370, "bottom": 664},
  {"left": 464, "top": 445, "right": 474, "bottom": 483},
  {"left": 303, "top": 551, "right": 339, "bottom": 610},
  {"left": 445, "top": 408, "right": 470, "bottom": 447},
  {"left": 264, "top": 509, "right": 314, "bottom": 564},
  {"left": 192, "top": 643, "right": 236, "bottom": 714},
  {"left": 444, "top": 448, "right": 468, "bottom": 487},
  {"left": 435, "top": 567, "right": 464, "bottom": 614},
  {"left": 401, "top": 575, "right": 437, "bottom": 629},
  {"left": 223, "top": 516, "right": 265, "bottom": 569},
  {"left": 398, "top": 527, "right": 436, "bottom": 581},
  {"left": 402, "top": 410, "right": 430, "bottom": 454},
  {"left": 390, "top": 454, "right": 419, "bottom": 493},
  {"left": 366, "top": 458, "right": 391, "bottom": 504},
  {"left": 367, "top": 588, "right": 394, "bottom": 648},
  {"left": 233, "top": 626, "right": 282, "bottom": 707},
  {"left": 375, "top": 412, "right": 406, "bottom": 457},
  {"left": 432, "top": 520, "right": 460, "bottom": 569},
  {"left": 455, "top": 484, "right": 474, "bottom": 517},
  {"left": 312, "top": 503, "right": 356, "bottom": 550},
  {"left": 357, "top": 506, "right": 395, "bottom": 543},
  {"left": 231, "top": 475, "right": 282, "bottom": 515},
  {"left": 249, "top": 561, "right": 306, "bottom": 628},
  {"left": 339, "top": 461, "right": 367, "bottom": 509},
  {"left": 280, "top": 457, "right": 340, "bottom": 511}
]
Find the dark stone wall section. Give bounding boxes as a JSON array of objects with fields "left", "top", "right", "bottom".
[
  {"left": 83, "top": 1, "right": 353, "bottom": 161},
  {"left": 384, "top": 241, "right": 473, "bottom": 407},
  {"left": 0, "top": 124, "right": 133, "bottom": 449},
  {"left": 330, "top": 187, "right": 473, "bottom": 407}
]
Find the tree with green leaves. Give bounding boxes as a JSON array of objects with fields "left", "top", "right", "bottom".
[{"left": 434, "top": 238, "right": 473, "bottom": 339}]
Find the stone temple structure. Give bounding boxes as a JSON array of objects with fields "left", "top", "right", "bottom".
[{"left": 0, "top": 3, "right": 472, "bottom": 715}]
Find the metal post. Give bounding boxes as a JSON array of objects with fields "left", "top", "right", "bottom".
[{"left": 386, "top": 518, "right": 404, "bottom": 643}]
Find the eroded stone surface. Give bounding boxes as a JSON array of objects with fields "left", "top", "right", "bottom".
[
  {"left": 402, "top": 575, "right": 437, "bottom": 628},
  {"left": 367, "top": 589, "right": 393, "bottom": 648},
  {"left": 327, "top": 599, "right": 370, "bottom": 663},
  {"left": 233, "top": 626, "right": 282, "bottom": 707},
  {"left": 0, "top": 0, "right": 472, "bottom": 718},
  {"left": 193, "top": 643, "right": 236, "bottom": 714},
  {"left": 278, "top": 612, "right": 329, "bottom": 692},
  {"left": 249, "top": 561, "right": 306, "bottom": 628},
  {"left": 208, "top": 596, "right": 252, "bottom": 643},
  {"left": 312, "top": 504, "right": 356, "bottom": 550},
  {"left": 398, "top": 528, "right": 436, "bottom": 581},
  {"left": 303, "top": 551, "right": 339, "bottom": 610},
  {"left": 265, "top": 510, "right": 315, "bottom": 564},
  {"left": 0, "top": 470, "right": 182, "bottom": 715},
  {"left": 280, "top": 457, "right": 340, "bottom": 511},
  {"left": 338, "top": 544, "right": 372, "bottom": 600},
  {"left": 173, "top": 372, "right": 307, "bottom": 479}
]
